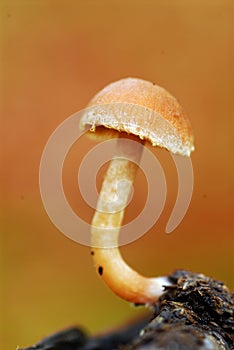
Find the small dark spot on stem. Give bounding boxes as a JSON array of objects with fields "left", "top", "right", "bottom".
[
  {"left": 91, "top": 251, "right": 95, "bottom": 256},
  {"left": 152, "top": 82, "right": 156, "bottom": 85},
  {"left": 98, "top": 266, "right": 103, "bottom": 276}
]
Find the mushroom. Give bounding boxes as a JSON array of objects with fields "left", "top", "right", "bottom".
[{"left": 80, "top": 78, "right": 194, "bottom": 305}]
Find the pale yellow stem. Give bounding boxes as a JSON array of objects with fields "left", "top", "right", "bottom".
[{"left": 91, "top": 134, "right": 170, "bottom": 304}]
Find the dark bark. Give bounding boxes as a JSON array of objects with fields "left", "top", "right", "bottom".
[{"left": 20, "top": 270, "right": 234, "bottom": 350}]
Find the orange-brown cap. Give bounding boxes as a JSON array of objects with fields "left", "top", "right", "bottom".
[{"left": 80, "top": 78, "right": 194, "bottom": 156}]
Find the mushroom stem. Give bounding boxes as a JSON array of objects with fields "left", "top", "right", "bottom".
[{"left": 91, "top": 133, "right": 170, "bottom": 304}]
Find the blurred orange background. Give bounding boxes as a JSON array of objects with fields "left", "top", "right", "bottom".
[{"left": 1, "top": 1, "right": 234, "bottom": 349}]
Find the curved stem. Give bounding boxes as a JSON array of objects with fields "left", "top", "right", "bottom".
[{"left": 91, "top": 134, "right": 170, "bottom": 304}]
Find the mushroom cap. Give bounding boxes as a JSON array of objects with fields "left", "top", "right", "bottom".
[{"left": 80, "top": 78, "right": 194, "bottom": 156}]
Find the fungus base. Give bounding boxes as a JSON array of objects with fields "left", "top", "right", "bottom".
[{"left": 21, "top": 270, "right": 234, "bottom": 350}]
